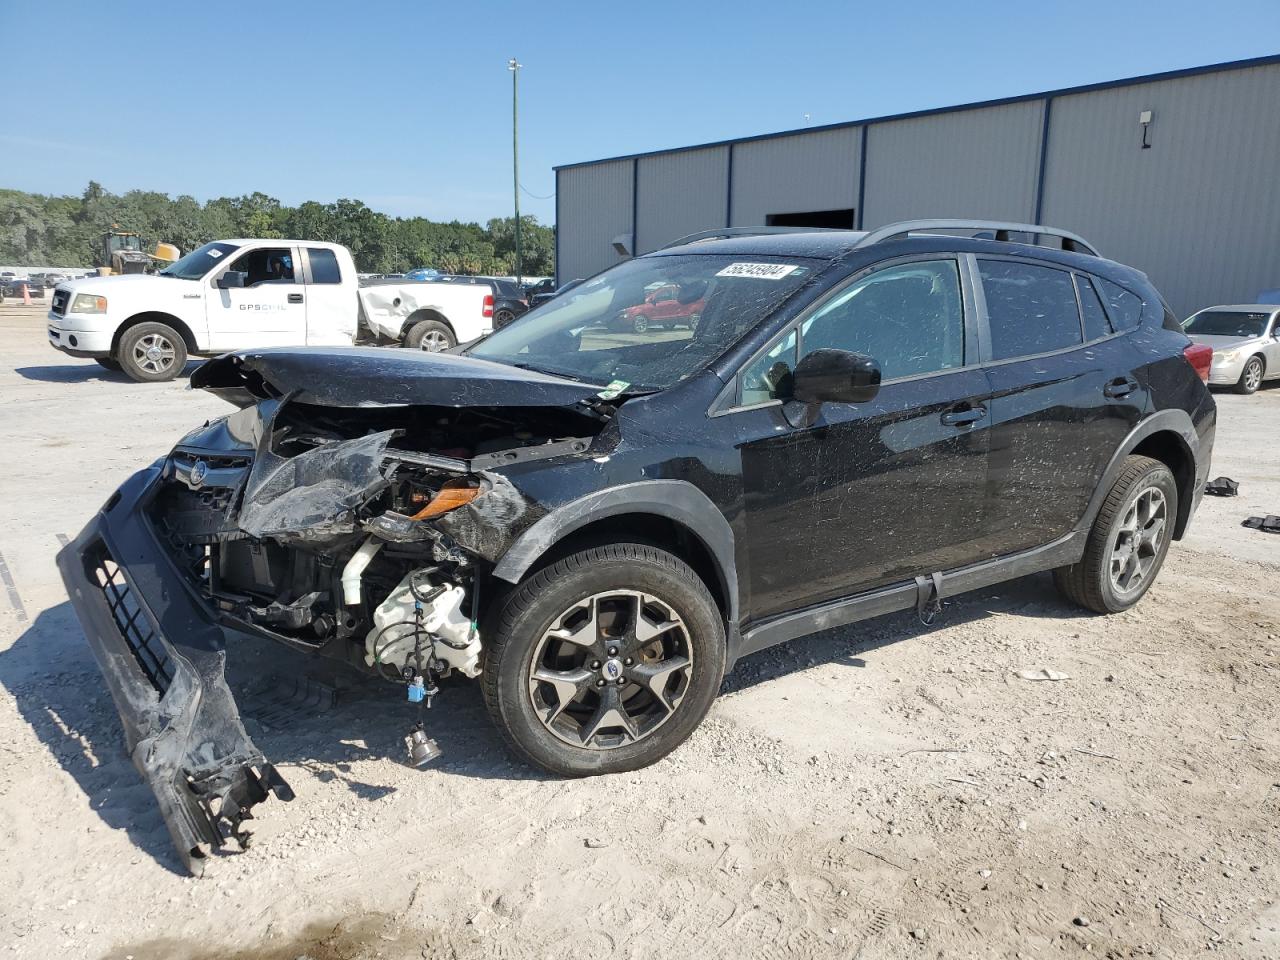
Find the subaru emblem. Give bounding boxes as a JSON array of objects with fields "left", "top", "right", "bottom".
[{"left": 189, "top": 459, "right": 208, "bottom": 488}]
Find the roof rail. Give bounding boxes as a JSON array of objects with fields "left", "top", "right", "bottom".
[
  {"left": 661, "top": 225, "right": 846, "bottom": 250},
  {"left": 854, "top": 219, "right": 1100, "bottom": 257}
]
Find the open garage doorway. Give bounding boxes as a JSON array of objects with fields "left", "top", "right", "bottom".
[{"left": 765, "top": 209, "right": 855, "bottom": 229}]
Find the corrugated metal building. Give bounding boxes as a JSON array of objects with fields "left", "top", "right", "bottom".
[{"left": 553, "top": 56, "right": 1280, "bottom": 316}]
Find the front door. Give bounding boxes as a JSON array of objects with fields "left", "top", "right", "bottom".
[
  {"left": 734, "top": 257, "right": 993, "bottom": 622},
  {"left": 207, "top": 245, "right": 307, "bottom": 350}
]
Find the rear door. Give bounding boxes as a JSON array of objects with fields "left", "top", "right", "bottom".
[
  {"left": 976, "top": 259, "right": 1148, "bottom": 557},
  {"left": 734, "top": 256, "right": 993, "bottom": 620},
  {"left": 300, "top": 246, "right": 357, "bottom": 345},
  {"left": 1265, "top": 311, "right": 1280, "bottom": 378},
  {"left": 207, "top": 245, "right": 307, "bottom": 350}
]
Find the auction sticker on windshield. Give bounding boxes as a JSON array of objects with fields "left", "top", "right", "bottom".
[{"left": 715, "top": 262, "right": 801, "bottom": 280}]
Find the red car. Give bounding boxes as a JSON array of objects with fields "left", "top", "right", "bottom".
[{"left": 612, "top": 283, "right": 705, "bottom": 333}]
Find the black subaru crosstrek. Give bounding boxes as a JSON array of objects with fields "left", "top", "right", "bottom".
[{"left": 59, "top": 220, "right": 1216, "bottom": 873}]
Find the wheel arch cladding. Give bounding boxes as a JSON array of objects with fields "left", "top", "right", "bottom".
[
  {"left": 403, "top": 309, "right": 453, "bottom": 338},
  {"left": 491, "top": 480, "right": 739, "bottom": 637},
  {"left": 1083, "top": 410, "right": 1200, "bottom": 542},
  {"left": 113, "top": 312, "right": 198, "bottom": 353}
]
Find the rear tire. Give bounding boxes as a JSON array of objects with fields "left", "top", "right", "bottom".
[
  {"left": 404, "top": 318, "right": 455, "bottom": 352},
  {"left": 1236, "top": 356, "right": 1264, "bottom": 394},
  {"left": 1053, "top": 455, "right": 1177, "bottom": 614},
  {"left": 493, "top": 308, "right": 516, "bottom": 330},
  {"left": 94, "top": 357, "right": 122, "bottom": 372},
  {"left": 482, "top": 543, "right": 726, "bottom": 776},
  {"left": 118, "top": 322, "right": 187, "bottom": 382}
]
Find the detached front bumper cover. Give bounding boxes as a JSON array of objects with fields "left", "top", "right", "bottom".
[{"left": 56, "top": 466, "right": 293, "bottom": 876}]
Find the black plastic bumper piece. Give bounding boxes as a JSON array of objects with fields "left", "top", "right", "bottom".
[{"left": 56, "top": 466, "right": 293, "bottom": 876}]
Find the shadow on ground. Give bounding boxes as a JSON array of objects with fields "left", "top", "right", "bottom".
[
  {"left": 0, "top": 571, "right": 1090, "bottom": 873},
  {"left": 14, "top": 361, "right": 199, "bottom": 384}
]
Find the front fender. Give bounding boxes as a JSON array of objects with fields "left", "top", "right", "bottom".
[{"left": 490, "top": 479, "right": 740, "bottom": 648}]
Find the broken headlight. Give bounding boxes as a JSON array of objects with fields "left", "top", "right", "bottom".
[{"left": 409, "top": 478, "right": 485, "bottom": 520}]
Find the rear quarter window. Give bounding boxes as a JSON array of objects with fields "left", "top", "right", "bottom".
[
  {"left": 1097, "top": 278, "right": 1143, "bottom": 331},
  {"left": 307, "top": 248, "right": 342, "bottom": 285}
]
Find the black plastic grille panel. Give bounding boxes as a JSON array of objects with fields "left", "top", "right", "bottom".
[{"left": 93, "top": 554, "right": 174, "bottom": 695}]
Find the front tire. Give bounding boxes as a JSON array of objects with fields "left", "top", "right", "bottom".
[
  {"left": 631, "top": 315, "right": 649, "bottom": 334},
  {"left": 118, "top": 322, "right": 187, "bottom": 382},
  {"left": 1053, "top": 455, "right": 1177, "bottom": 614},
  {"left": 1236, "top": 356, "right": 1264, "bottom": 394},
  {"left": 493, "top": 308, "right": 516, "bottom": 330},
  {"left": 482, "top": 544, "right": 726, "bottom": 776}
]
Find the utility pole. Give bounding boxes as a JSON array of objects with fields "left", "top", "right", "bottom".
[{"left": 509, "top": 58, "right": 522, "bottom": 284}]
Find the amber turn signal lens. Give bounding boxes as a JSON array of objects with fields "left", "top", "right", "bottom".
[{"left": 410, "top": 479, "right": 483, "bottom": 520}]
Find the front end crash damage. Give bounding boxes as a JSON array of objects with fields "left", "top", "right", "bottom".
[{"left": 60, "top": 348, "right": 611, "bottom": 872}]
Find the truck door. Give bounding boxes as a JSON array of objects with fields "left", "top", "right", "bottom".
[
  {"left": 301, "top": 246, "right": 357, "bottom": 345},
  {"left": 207, "top": 245, "right": 307, "bottom": 350}
]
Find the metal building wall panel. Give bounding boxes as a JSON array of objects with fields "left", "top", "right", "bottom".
[
  {"left": 1040, "top": 63, "right": 1280, "bottom": 316},
  {"left": 556, "top": 160, "right": 634, "bottom": 281},
  {"left": 862, "top": 100, "right": 1045, "bottom": 227},
  {"left": 730, "top": 127, "right": 862, "bottom": 226},
  {"left": 634, "top": 147, "right": 729, "bottom": 253}
]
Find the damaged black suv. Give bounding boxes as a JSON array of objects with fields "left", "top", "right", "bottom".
[{"left": 59, "top": 219, "right": 1216, "bottom": 873}]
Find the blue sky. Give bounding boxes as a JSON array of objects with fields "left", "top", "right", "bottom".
[{"left": 3, "top": 1, "right": 1277, "bottom": 226}]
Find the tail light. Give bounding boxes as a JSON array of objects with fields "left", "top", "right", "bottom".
[
  {"left": 482, "top": 294, "right": 494, "bottom": 319},
  {"left": 1183, "top": 343, "right": 1212, "bottom": 383}
]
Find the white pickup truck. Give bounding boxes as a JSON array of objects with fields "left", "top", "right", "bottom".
[{"left": 47, "top": 238, "right": 495, "bottom": 382}]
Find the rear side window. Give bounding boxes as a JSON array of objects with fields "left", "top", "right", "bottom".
[
  {"left": 1075, "top": 275, "right": 1113, "bottom": 342},
  {"left": 307, "top": 248, "right": 342, "bottom": 284},
  {"left": 978, "top": 260, "right": 1082, "bottom": 361},
  {"left": 1097, "top": 278, "right": 1142, "bottom": 331}
]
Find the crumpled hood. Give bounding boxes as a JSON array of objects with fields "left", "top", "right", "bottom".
[{"left": 190, "top": 346, "right": 603, "bottom": 408}]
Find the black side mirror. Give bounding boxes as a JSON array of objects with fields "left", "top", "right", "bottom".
[
  {"left": 216, "top": 271, "right": 246, "bottom": 289},
  {"left": 791, "top": 348, "right": 881, "bottom": 405}
]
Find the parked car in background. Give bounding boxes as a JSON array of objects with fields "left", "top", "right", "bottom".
[
  {"left": 47, "top": 239, "right": 495, "bottom": 381},
  {"left": 434, "top": 275, "right": 528, "bottom": 329},
  {"left": 59, "top": 219, "right": 1216, "bottom": 873},
  {"left": 610, "top": 280, "right": 705, "bottom": 333},
  {"left": 2, "top": 277, "right": 44, "bottom": 298},
  {"left": 529, "top": 277, "right": 584, "bottom": 309},
  {"left": 1183, "top": 304, "right": 1280, "bottom": 393},
  {"left": 405, "top": 267, "right": 441, "bottom": 280},
  {"left": 525, "top": 277, "right": 556, "bottom": 301}
]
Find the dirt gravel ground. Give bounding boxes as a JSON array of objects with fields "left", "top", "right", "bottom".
[{"left": 0, "top": 298, "right": 1277, "bottom": 960}]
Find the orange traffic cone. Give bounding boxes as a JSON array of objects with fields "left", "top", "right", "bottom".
[{"left": 21, "top": 282, "right": 31, "bottom": 306}]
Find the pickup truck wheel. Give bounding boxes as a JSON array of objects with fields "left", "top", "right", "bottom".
[
  {"left": 405, "top": 318, "right": 455, "bottom": 352},
  {"left": 482, "top": 543, "right": 726, "bottom": 776},
  {"left": 1053, "top": 455, "right": 1177, "bottom": 614},
  {"left": 118, "top": 323, "right": 187, "bottom": 382},
  {"left": 94, "top": 357, "right": 122, "bottom": 372}
]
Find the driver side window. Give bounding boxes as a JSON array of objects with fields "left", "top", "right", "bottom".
[
  {"left": 225, "top": 247, "right": 296, "bottom": 287},
  {"left": 799, "top": 260, "right": 964, "bottom": 380}
]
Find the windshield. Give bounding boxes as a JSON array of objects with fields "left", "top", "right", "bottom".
[
  {"left": 467, "top": 254, "right": 819, "bottom": 389},
  {"left": 159, "top": 241, "right": 241, "bottom": 280},
  {"left": 1184, "top": 310, "right": 1270, "bottom": 338}
]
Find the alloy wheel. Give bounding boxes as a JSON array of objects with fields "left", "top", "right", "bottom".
[
  {"left": 1244, "top": 358, "right": 1263, "bottom": 392},
  {"left": 419, "top": 330, "right": 451, "bottom": 352},
  {"left": 527, "top": 590, "right": 693, "bottom": 749},
  {"left": 133, "top": 332, "right": 177, "bottom": 374},
  {"left": 1109, "top": 486, "right": 1167, "bottom": 598}
]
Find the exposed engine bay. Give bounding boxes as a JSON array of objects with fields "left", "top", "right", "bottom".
[{"left": 151, "top": 396, "right": 603, "bottom": 762}]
